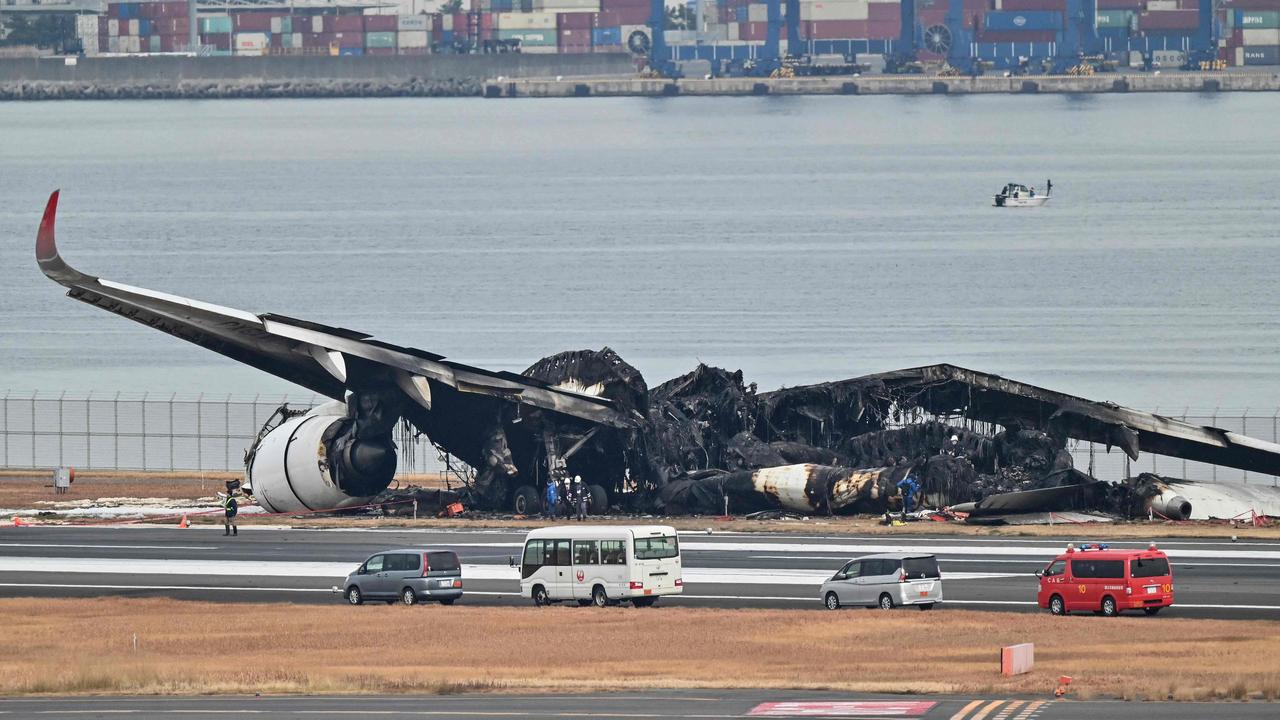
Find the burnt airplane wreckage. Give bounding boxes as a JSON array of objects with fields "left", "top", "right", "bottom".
[{"left": 33, "top": 192, "right": 1280, "bottom": 522}]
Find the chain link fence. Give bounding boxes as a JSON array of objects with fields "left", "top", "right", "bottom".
[
  {"left": 0, "top": 391, "right": 1276, "bottom": 485},
  {"left": 0, "top": 391, "right": 439, "bottom": 476}
]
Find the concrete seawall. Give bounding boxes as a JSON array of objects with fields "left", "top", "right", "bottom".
[
  {"left": 488, "top": 71, "right": 1280, "bottom": 98},
  {"left": 0, "top": 54, "right": 635, "bottom": 100}
]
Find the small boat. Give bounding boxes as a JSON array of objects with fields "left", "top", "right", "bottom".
[{"left": 993, "top": 179, "right": 1051, "bottom": 207}]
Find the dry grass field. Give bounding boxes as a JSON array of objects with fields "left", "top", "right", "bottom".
[{"left": 3, "top": 599, "right": 1278, "bottom": 700}]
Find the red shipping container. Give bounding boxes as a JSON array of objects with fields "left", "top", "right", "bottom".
[
  {"left": 141, "top": 3, "right": 159, "bottom": 18},
  {"left": 325, "top": 15, "right": 365, "bottom": 32},
  {"left": 302, "top": 32, "right": 331, "bottom": 48},
  {"left": 331, "top": 31, "right": 364, "bottom": 48},
  {"left": 365, "top": 15, "right": 398, "bottom": 31},
  {"left": 108, "top": 3, "right": 122, "bottom": 19},
  {"left": 599, "top": 7, "right": 649, "bottom": 25},
  {"left": 453, "top": 13, "right": 468, "bottom": 31},
  {"left": 200, "top": 33, "right": 231, "bottom": 50},
  {"left": 160, "top": 34, "right": 179, "bottom": 52},
  {"left": 479, "top": 12, "right": 495, "bottom": 28},
  {"left": 980, "top": 29, "right": 1056, "bottom": 41},
  {"left": 558, "top": 12, "right": 596, "bottom": 29},
  {"left": 1137, "top": 10, "right": 1199, "bottom": 30},
  {"left": 919, "top": 8, "right": 946, "bottom": 24},
  {"left": 99, "top": 16, "right": 110, "bottom": 34},
  {"left": 867, "top": 2, "right": 900, "bottom": 21},
  {"left": 234, "top": 13, "right": 275, "bottom": 31},
  {"left": 157, "top": 18, "right": 190, "bottom": 35},
  {"left": 806, "top": 20, "right": 869, "bottom": 38},
  {"left": 866, "top": 19, "right": 901, "bottom": 37},
  {"left": 997, "top": 0, "right": 1063, "bottom": 9},
  {"left": 431, "top": 14, "right": 443, "bottom": 31}
]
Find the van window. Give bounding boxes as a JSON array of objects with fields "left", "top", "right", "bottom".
[
  {"left": 1043, "top": 559, "right": 1066, "bottom": 577},
  {"left": 521, "top": 541, "right": 543, "bottom": 580},
  {"left": 384, "top": 554, "right": 407, "bottom": 572},
  {"left": 426, "top": 551, "right": 457, "bottom": 572},
  {"left": 634, "top": 535, "right": 679, "bottom": 560},
  {"left": 1071, "top": 559, "right": 1125, "bottom": 579},
  {"left": 835, "top": 560, "right": 861, "bottom": 580},
  {"left": 1130, "top": 557, "right": 1170, "bottom": 578},
  {"left": 365, "top": 554, "right": 384, "bottom": 573},
  {"left": 573, "top": 541, "right": 599, "bottom": 565},
  {"left": 903, "top": 556, "right": 940, "bottom": 580},
  {"left": 863, "top": 559, "right": 899, "bottom": 577},
  {"left": 600, "top": 540, "right": 625, "bottom": 564}
]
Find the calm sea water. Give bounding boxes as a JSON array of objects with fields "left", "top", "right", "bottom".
[{"left": 1, "top": 95, "right": 1277, "bottom": 411}]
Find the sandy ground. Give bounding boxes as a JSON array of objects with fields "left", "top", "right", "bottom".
[
  {"left": 2, "top": 599, "right": 1277, "bottom": 700},
  {"left": 2, "top": 471, "right": 1276, "bottom": 539}
]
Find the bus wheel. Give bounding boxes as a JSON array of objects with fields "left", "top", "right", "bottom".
[
  {"left": 1144, "top": 607, "right": 1162, "bottom": 616},
  {"left": 532, "top": 585, "right": 549, "bottom": 607},
  {"left": 1049, "top": 595, "right": 1066, "bottom": 615},
  {"left": 592, "top": 585, "right": 609, "bottom": 608},
  {"left": 1101, "top": 596, "right": 1118, "bottom": 617},
  {"left": 512, "top": 485, "right": 540, "bottom": 516}
]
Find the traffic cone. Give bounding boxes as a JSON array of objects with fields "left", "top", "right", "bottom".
[{"left": 178, "top": 514, "right": 189, "bottom": 529}]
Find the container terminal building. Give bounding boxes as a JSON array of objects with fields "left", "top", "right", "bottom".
[{"left": 2, "top": 0, "right": 1278, "bottom": 70}]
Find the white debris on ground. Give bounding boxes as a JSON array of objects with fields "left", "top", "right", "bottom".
[{"left": 1, "top": 496, "right": 266, "bottom": 521}]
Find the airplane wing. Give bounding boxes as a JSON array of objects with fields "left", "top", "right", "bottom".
[{"left": 34, "top": 191, "right": 632, "bottom": 429}]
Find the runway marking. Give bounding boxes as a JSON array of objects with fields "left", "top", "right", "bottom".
[
  {"left": 968, "top": 700, "right": 1006, "bottom": 720},
  {"left": 992, "top": 700, "right": 1023, "bottom": 720},
  {"left": 15, "top": 711, "right": 743, "bottom": 717},
  {"left": 1012, "top": 701, "right": 1045, "bottom": 719},
  {"left": 949, "top": 700, "right": 983, "bottom": 720},
  {"left": 748, "top": 700, "right": 935, "bottom": 716},
  {"left": 0, "top": 543, "right": 212, "bottom": 551}
]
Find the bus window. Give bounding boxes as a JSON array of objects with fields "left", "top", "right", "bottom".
[
  {"left": 553, "top": 540, "right": 572, "bottom": 566},
  {"left": 600, "top": 540, "right": 625, "bottom": 564},
  {"left": 634, "top": 535, "right": 679, "bottom": 560},
  {"left": 522, "top": 540, "right": 543, "bottom": 580},
  {"left": 573, "top": 540, "right": 599, "bottom": 565}
]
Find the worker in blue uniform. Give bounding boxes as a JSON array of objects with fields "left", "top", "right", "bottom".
[{"left": 897, "top": 474, "right": 920, "bottom": 517}]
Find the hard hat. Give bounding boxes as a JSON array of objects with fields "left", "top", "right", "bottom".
[{"left": 574, "top": 475, "right": 582, "bottom": 482}]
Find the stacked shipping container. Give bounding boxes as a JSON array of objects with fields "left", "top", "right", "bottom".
[{"left": 95, "top": 2, "right": 191, "bottom": 55}]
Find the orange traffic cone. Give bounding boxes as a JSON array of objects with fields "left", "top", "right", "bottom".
[{"left": 178, "top": 514, "right": 189, "bottom": 529}]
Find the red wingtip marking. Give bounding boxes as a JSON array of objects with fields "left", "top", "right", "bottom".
[{"left": 36, "top": 190, "right": 60, "bottom": 262}]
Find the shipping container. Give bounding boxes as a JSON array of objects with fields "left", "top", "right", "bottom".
[
  {"left": 1146, "top": 0, "right": 1179, "bottom": 9},
  {"left": 339, "top": 46, "right": 365, "bottom": 55},
  {"left": 985, "top": 11, "right": 1062, "bottom": 30},
  {"left": 1242, "top": 44, "right": 1280, "bottom": 62},
  {"left": 495, "top": 28, "right": 558, "bottom": 44},
  {"left": 325, "top": 15, "right": 365, "bottom": 32},
  {"left": 1098, "top": 0, "right": 1143, "bottom": 6},
  {"left": 1096, "top": 9, "right": 1135, "bottom": 27},
  {"left": 1138, "top": 10, "right": 1199, "bottom": 30},
  {"left": 365, "top": 14, "right": 399, "bottom": 31},
  {"left": 108, "top": 18, "right": 120, "bottom": 36},
  {"left": 558, "top": 11, "right": 597, "bottom": 28},
  {"left": 365, "top": 30, "right": 396, "bottom": 47},
  {"left": 998, "top": 0, "right": 1064, "bottom": 9},
  {"left": 234, "top": 13, "right": 273, "bottom": 32},
  {"left": 1236, "top": 10, "right": 1280, "bottom": 26},
  {"left": 128, "top": 18, "right": 140, "bottom": 35},
  {"left": 866, "top": 19, "right": 901, "bottom": 36},
  {"left": 199, "top": 15, "right": 233, "bottom": 34},
  {"left": 866, "top": 1, "right": 899, "bottom": 21},
  {"left": 399, "top": 14, "right": 431, "bottom": 31},
  {"left": 1243, "top": 27, "right": 1280, "bottom": 41},
  {"left": 367, "top": 46, "right": 396, "bottom": 55},
  {"left": 234, "top": 31, "right": 269, "bottom": 54},
  {"left": 309, "top": 16, "right": 324, "bottom": 33},
  {"left": 533, "top": 0, "right": 601, "bottom": 10},
  {"left": 200, "top": 33, "right": 231, "bottom": 50},
  {"left": 981, "top": 28, "right": 1057, "bottom": 40},
  {"left": 593, "top": 25, "right": 623, "bottom": 43},
  {"left": 804, "top": 0, "right": 872, "bottom": 21},
  {"left": 805, "top": 19, "right": 870, "bottom": 37},
  {"left": 398, "top": 29, "right": 429, "bottom": 47}
]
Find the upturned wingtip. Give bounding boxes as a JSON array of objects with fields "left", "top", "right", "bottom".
[{"left": 36, "top": 190, "right": 60, "bottom": 263}]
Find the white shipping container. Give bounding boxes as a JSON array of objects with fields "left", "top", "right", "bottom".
[
  {"left": 107, "top": 36, "right": 120, "bottom": 53},
  {"left": 1146, "top": 0, "right": 1177, "bottom": 9},
  {"left": 442, "top": 14, "right": 453, "bottom": 31},
  {"left": 311, "top": 16, "right": 324, "bottom": 33},
  {"left": 76, "top": 15, "right": 98, "bottom": 37},
  {"left": 728, "top": 21, "right": 739, "bottom": 40},
  {"left": 1235, "top": 46, "right": 1244, "bottom": 66},
  {"left": 497, "top": 12, "right": 557, "bottom": 29},
  {"left": 805, "top": 0, "right": 870, "bottom": 21},
  {"left": 1242, "top": 28, "right": 1280, "bottom": 45},
  {"left": 288, "top": 33, "right": 303, "bottom": 49},
  {"left": 533, "top": 0, "right": 600, "bottom": 10},
  {"left": 270, "top": 17, "right": 282, "bottom": 34},
  {"left": 108, "top": 19, "right": 119, "bottom": 36},
  {"left": 125, "top": 35, "right": 141, "bottom": 53},
  {"left": 235, "top": 32, "right": 269, "bottom": 54},
  {"left": 128, "top": 19, "right": 139, "bottom": 36},
  {"left": 748, "top": 3, "right": 768, "bottom": 22},
  {"left": 399, "top": 14, "right": 430, "bottom": 31},
  {"left": 398, "top": 30, "right": 429, "bottom": 47}
]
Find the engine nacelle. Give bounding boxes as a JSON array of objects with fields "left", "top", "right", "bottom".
[{"left": 246, "top": 401, "right": 397, "bottom": 514}]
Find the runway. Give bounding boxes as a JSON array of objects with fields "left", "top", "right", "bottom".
[
  {"left": 0, "top": 690, "right": 1274, "bottom": 719},
  {"left": 0, "top": 525, "right": 1278, "bottom": 619}
]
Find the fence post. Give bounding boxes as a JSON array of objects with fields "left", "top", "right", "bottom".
[
  {"left": 197, "top": 393, "right": 203, "bottom": 472},
  {"left": 86, "top": 391, "right": 92, "bottom": 468},
  {"left": 114, "top": 392, "right": 120, "bottom": 470},
  {"left": 58, "top": 390, "right": 65, "bottom": 467},
  {"left": 169, "top": 393, "right": 176, "bottom": 472},
  {"left": 225, "top": 395, "right": 232, "bottom": 472}
]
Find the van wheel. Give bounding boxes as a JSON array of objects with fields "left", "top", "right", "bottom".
[
  {"left": 532, "top": 585, "right": 549, "bottom": 607},
  {"left": 592, "top": 585, "right": 608, "bottom": 608},
  {"left": 1049, "top": 595, "right": 1066, "bottom": 615},
  {"left": 345, "top": 586, "right": 363, "bottom": 606},
  {"left": 1144, "top": 607, "right": 1161, "bottom": 616},
  {"left": 919, "top": 603, "right": 934, "bottom": 611},
  {"left": 401, "top": 588, "right": 417, "bottom": 606},
  {"left": 878, "top": 593, "right": 894, "bottom": 610},
  {"left": 824, "top": 592, "right": 840, "bottom": 610},
  {"left": 1101, "top": 596, "right": 1118, "bottom": 617},
  {"left": 512, "top": 485, "right": 540, "bottom": 515}
]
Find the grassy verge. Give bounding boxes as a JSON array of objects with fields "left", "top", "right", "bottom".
[{"left": 3, "top": 599, "right": 1279, "bottom": 700}]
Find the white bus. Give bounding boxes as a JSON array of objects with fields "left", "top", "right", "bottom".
[{"left": 515, "top": 525, "right": 683, "bottom": 608}]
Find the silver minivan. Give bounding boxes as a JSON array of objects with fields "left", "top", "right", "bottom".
[
  {"left": 339, "top": 549, "right": 463, "bottom": 606},
  {"left": 820, "top": 553, "right": 942, "bottom": 611}
]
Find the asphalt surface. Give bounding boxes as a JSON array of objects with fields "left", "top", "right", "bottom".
[
  {"left": 0, "top": 691, "right": 1274, "bottom": 719},
  {"left": 0, "top": 525, "right": 1278, "bottom": 619}
]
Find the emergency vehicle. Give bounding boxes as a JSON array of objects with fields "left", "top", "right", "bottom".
[{"left": 1036, "top": 543, "right": 1173, "bottom": 616}]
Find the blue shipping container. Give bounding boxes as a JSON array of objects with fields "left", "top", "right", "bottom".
[
  {"left": 735, "top": 7, "right": 748, "bottom": 22},
  {"left": 339, "top": 47, "right": 364, "bottom": 55},
  {"left": 593, "top": 27, "right": 622, "bottom": 45},
  {"left": 985, "top": 11, "right": 1062, "bottom": 31},
  {"left": 442, "top": 30, "right": 454, "bottom": 43},
  {"left": 139, "top": 18, "right": 151, "bottom": 35}
]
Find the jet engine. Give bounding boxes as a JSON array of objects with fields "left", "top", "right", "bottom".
[{"left": 245, "top": 393, "right": 400, "bottom": 514}]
